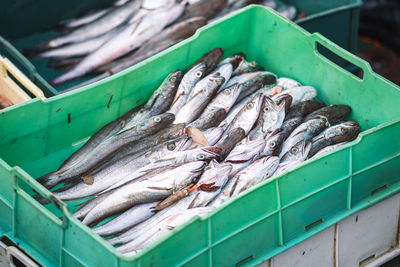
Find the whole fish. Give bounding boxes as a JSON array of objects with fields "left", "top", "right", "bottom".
[
  {"left": 215, "top": 127, "right": 246, "bottom": 159},
  {"left": 304, "top": 104, "right": 352, "bottom": 125},
  {"left": 189, "top": 83, "right": 241, "bottom": 129},
  {"left": 117, "top": 207, "right": 212, "bottom": 254},
  {"left": 272, "top": 86, "right": 317, "bottom": 106},
  {"left": 174, "top": 74, "right": 225, "bottom": 124},
  {"left": 38, "top": 28, "right": 120, "bottom": 59},
  {"left": 104, "top": 146, "right": 221, "bottom": 192},
  {"left": 247, "top": 96, "right": 286, "bottom": 140},
  {"left": 276, "top": 77, "right": 301, "bottom": 90},
  {"left": 52, "top": 2, "right": 186, "bottom": 85},
  {"left": 122, "top": 70, "right": 183, "bottom": 130},
  {"left": 279, "top": 118, "right": 329, "bottom": 158},
  {"left": 275, "top": 140, "right": 311, "bottom": 175},
  {"left": 210, "top": 156, "right": 279, "bottom": 207},
  {"left": 313, "top": 142, "right": 349, "bottom": 158},
  {"left": 82, "top": 161, "right": 206, "bottom": 225},
  {"left": 308, "top": 121, "right": 360, "bottom": 157},
  {"left": 188, "top": 160, "right": 233, "bottom": 208},
  {"left": 98, "top": 17, "right": 207, "bottom": 74},
  {"left": 285, "top": 98, "right": 326, "bottom": 120},
  {"left": 53, "top": 135, "right": 191, "bottom": 200},
  {"left": 190, "top": 47, "right": 224, "bottom": 75},
  {"left": 168, "top": 63, "right": 207, "bottom": 115},
  {"left": 36, "top": 0, "right": 142, "bottom": 50},
  {"left": 52, "top": 113, "right": 175, "bottom": 184},
  {"left": 280, "top": 116, "right": 303, "bottom": 140},
  {"left": 224, "top": 138, "right": 266, "bottom": 177},
  {"left": 224, "top": 93, "right": 264, "bottom": 135},
  {"left": 37, "top": 105, "right": 142, "bottom": 189},
  {"left": 261, "top": 130, "right": 285, "bottom": 157},
  {"left": 92, "top": 201, "right": 158, "bottom": 236}
]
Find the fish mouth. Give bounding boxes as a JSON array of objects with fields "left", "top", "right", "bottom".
[
  {"left": 266, "top": 129, "right": 280, "bottom": 139},
  {"left": 201, "top": 146, "right": 222, "bottom": 156},
  {"left": 178, "top": 136, "right": 193, "bottom": 151},
  {"left": 344, "top": 121, "right": 360, "bottom": 128}
]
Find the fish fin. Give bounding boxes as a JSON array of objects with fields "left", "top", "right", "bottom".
[
  {"left": 186, "top": 127, "right": 209, "bottom": 146},
  {"left": 188, "top": 193, "right": 199, "bottom": 209},
  {"left": 199, "top": 183, "right": 220, "bottom": 192}
]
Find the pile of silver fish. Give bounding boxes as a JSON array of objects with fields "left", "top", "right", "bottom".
[
  {"left": 27, "top": 0, "right": 298, "bottom": 87},
  {"left": 37, "top": 48, "right": 360, "bottom": 255}
]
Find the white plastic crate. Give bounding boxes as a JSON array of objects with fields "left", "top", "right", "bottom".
[{"left": 258, "top": 193, "right": 400, "bottom": 266}]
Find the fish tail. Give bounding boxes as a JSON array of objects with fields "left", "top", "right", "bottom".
[{"left": 36, "top": 173, "right": 61, "bottom": 189}]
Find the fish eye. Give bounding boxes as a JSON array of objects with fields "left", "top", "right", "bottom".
[
  {"left": 197, "top": 154, "right": 206, "bottom": 160},
  {"left": 170, "top": 76, "right": 176, "bottom": 82},
  {"left": 195, "top": 71, "right": 202, "bottom": 78},
  {"left": 290, "top": 147, "right": 299, "bottom": 154},
  {"left": 341, "top": 128, "right": 348, "bottom": 134},
  {"left": 247, "top": 102, "right": 254, "bottom": 109},
  {"left": 289, "top": 120, "right": 296, "bottom": 126},
  {"left": 269, "top": 141, "right": 276, "bottom": 148},
  {"left": 264, "top": 106, "right": 270, "bottom": 112},
  {"left": 167, "top": 142, "right": 176, "bottom": 151},
  {"left": 154, "top": 116, "right": 161, "bottom": 122},
  {"left": 224, "top": 88, "right": 231, "bottom": 95}
]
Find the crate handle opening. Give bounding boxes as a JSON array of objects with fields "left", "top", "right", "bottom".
[
  {"left": 371, "top": 184, "right": 388, "bottom": 196},
  {"left": 305, "top": 218, "right": 323, "bottom": 231},
  {"left": 236, "top": 255, "right": 254, "bottom": 266},
  {"left": 310, "top": 33, "right": 373, "bottom": 82},
  {"left": 12, "top": 167, "right": 69, "bottom": 228}
]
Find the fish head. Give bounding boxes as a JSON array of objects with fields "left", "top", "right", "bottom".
[
  {"left": 217, "top": 83, "right": 242, "bottom": 111},
  {"left": 174, "top": 161, "right": 206, "bottom": 188},
  {"left": 332, "top": 105, "right": 352, "bottom": 121},
  {"left": 259, "top": 156, "right": 280, "bottom": 178},
  {"left": 141, "top": 113, "right": 175, "bottom": 130},
  {"left": 238, "top": 93, "right": 264, "bottom": 132},
  {"left": 325, "top": 121, "right": 360, "bottom": 143},
  {"left": 201, "top": 48, "right": 224, "bottom": 73},
  {"left": 276, "top": 77, "right": 301, "bottom": 90},
  {"left": 188, "top": 62, "right": 207, "bottom": 83},
  {"left": 263, "top": 130, "right": 285, "bottom": 156},
  {"left": 281, "top": 116, "right": 303, "bottom": 134},
  {"left": 160, "top": 70, "right": 184, "bottom": 99},
  {"left": 193, "top": 146, "right": 221, "bottom": 161},
  {"left": 203, "top": 127, "right": 224, "bottom": 146},
  {"left": 259, "top": 96, "right": 286, "bottom": 133},
  {"left": 235, "top": 59, "right": 264, "bottom": 74},
  {"left": 281, "top": 140, "right": 311, "bottom": 163},
  {"left": 306, "top": 117, "right": 329, "bottom": 137},
  {"left": 273, "top": 94, "right": 292, "bottom": 114},
  {"left": 225, "top": 138, "right": 266, "bottom": 163},
  {"left": 288, "top": 86, "right": 317, "bottom": 105}
]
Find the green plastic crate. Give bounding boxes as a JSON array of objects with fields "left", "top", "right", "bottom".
[
  {"left": 0, "top": 0, "right": 361, "bottom": 92},
  {"left": 1, "top": 5, "right": 399, "bottom": 267}
]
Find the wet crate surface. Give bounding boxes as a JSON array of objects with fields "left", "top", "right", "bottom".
[{"left": 0, "top": 5, "right": 400, "bottom": 267}]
